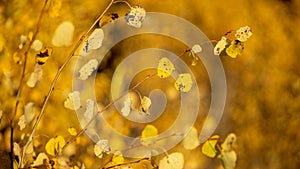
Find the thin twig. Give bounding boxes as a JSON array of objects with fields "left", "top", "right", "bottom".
[
  {"left": 21, "top": 0, "right": 116, "bottom": 167},
  {"left": 12, "top": 0, "right": 49, "bottom": 168},
  {"left": 103, "top": 157, "right": 150, "bottom": 169},
  {"left": 12, "top": 0, "right": 49, "bottom": 123},
  {"left": 122, "top": 132, "right": 183, "bottom": 154}
]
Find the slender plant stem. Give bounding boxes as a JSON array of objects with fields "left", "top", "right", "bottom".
[
  {"left": 11, "top": 0, "right": 49, "bottom": 168},
  {"left": 20, "top": 0, "right": 116, "bottom": 167},
  {"left": 103, "top": 157, "right": 150, "bottom": 169},
  {"left": 9, "top": 127, "right": 13, "bottom": 169},
  {"left": 12, "top": 0, "right": 48, "bottom": 123}
]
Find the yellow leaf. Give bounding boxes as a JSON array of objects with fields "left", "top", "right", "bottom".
[
  {"left": 67, "top": 127, "right": 78, "bottom": 136},
  {"left": 158, "top": 152, "right": 184, "bottom": 169},
  {"left": 36, "top": 47, "right": 52, "bottom": 65},
  {"left": 182, "top": 127, "right": 200, "bottom": 150},
  {"left": 106, "top": 151, "right": 124, "bottom": 167},
  {"left": 141, "top": 124, "right": 158, "bottom": 139},
  {"left": 121, "top": 96, "right": 131, "bottom": 117},
  {"left": 94, "top": 140, "right": 110, "bottom": 158},
  {"left": 139, "top": 96, "right": 151, "bottom": 115},
  {"left": 13, "top": 142, "right": 21, "bottom": 159},
  {"left": 141, "top": 125, "right": 158, "bottom": 146},
  {"left": 214, "top": 36, "right": 229, "bottom": 55},
  {"left": 111, "top": 151, "right": 124, "bottom": 165},
  {"left": 52, "top": 21, "right": 74, "bottom": 47},
  {"left": 45, "top": 136, "right": 66, "bottom": 156},
  {"left": 32, "top": 153, "right": 49, "bottom": 167},
  {"left": 18, "top": 115, "right": 26, "bottom": 130},
  {"left": 235, "top": 25, "right": 252, "bottom": 42},
  {"left": 225, "top": 40, "right": 244, "bottom": 58},
  {"left": 125, "top": 6, "right": 146, "bottom": 28},
  {"left": 219, "top": 150, "right": 237, "bottom": 169},
  {"left": 174, "top": 73, "right": 193, "bottom": 92},
  {"left": 79, "top": 28, "right": 104, "bottom": 56},
  {"left": 221, "top": 133, "right": 237, "bottom": 152},
  {"left": 30, "top": 39, "right": 43, "bottom": 51},
  {"left": 78, "top": 59, "right": 99, "bottom": 80},
  {"left": 26, "top": 63, "right": 43, "bottom": 88},
  {"left": 201, "top": 135, "right": 220, "bottom": 158},
  {"left": 157, "top": 57, "right": 175, "bottom": 78},
  {"left": 64, "top": 91, "right": 81, "bottom": 110}
]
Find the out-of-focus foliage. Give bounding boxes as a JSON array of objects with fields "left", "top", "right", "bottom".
[{"left": 0, "top": 0, "right": 299, "bottom": 168}]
